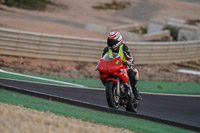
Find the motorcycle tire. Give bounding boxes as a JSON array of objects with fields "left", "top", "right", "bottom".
[
  {"left": 106, "top": 80, "right": 120, "bottom": 109},
  {"left": 126, "top": 100, "right": 138, "bottom": 113}
]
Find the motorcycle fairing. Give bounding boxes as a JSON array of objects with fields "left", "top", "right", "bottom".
[{"left": 97, "top": 56, "right": 129, "bottom": 85}]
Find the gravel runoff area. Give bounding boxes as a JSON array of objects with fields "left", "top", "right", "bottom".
[
  {"left": 1, "top": 0, "right": 200, "bottom": 38},
  {"left": 0, "top": 102, "right": 134, "bottom": 133}
]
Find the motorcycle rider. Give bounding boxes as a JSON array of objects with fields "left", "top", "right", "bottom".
[{"left": 102, "top": 31, "right": 142, "bottom": 100}]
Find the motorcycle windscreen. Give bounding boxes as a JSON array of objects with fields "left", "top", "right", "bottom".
[
  {"left": 97, "top": 53, "right": 123, "bottom": 74},
  {"left": 102, "top": 52, "right": 119, "bottom": 61}
]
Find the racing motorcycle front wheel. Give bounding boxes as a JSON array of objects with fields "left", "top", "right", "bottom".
[{"left": 106, "top": 80, "right": 120, "bottom": 109}]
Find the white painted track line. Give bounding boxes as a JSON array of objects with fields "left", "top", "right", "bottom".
[{"left": 0, "top": 69, "right": 85, "bottom": 88}]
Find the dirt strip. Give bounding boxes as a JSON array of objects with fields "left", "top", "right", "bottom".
[
  {"left": 0, "top": 102, "right": 134, "bottom": 133},
  {"left": 0, "top": 55, "right": 199, "bottom": 82}
]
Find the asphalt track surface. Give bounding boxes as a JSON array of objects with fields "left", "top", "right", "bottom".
[{"left": 0, "top": 78, "right": 200, "bottom": 128}]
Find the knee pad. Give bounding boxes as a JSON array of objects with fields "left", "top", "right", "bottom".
[
  {"left": 128, "top": 68, "right": 139, "bottom": 81},
  {"left": 134, "top": 68, "right": 139, "bottom": 81}
]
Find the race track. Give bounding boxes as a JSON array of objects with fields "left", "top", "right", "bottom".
[{"left": 0, "top": 78, "right": 199, "bottom": 128}]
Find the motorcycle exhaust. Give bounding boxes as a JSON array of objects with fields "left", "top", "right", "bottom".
[{"left": 125, "top": 83, "right": 133, "bottom": 96}]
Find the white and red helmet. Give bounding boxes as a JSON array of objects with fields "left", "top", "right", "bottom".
[{"left": 107, "top": 31, "right": 122, "bottom": 49}]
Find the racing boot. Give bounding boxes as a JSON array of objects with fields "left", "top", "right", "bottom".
[
  {"left": 132, "top": 86, "right": 142, "bottom": 100},
  {"left": 128, "top": 68, "right": 142, "bottom": 100}
]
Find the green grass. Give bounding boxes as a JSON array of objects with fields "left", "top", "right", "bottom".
[
  {"left": 0, "top": 71, "right": 199, "bottom": 95},
  {"left": 4, "top": 0, "right": 48, "bottom": 10},
  {"left": 0, "top": 89, "right": 197, "bottom": 133},
  {"left": 93, "top": 1, "right": 130, "bottom": 10}
]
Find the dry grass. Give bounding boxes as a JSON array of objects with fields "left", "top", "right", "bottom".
[{"left": 0, "top": 102, "right": 134, "bottom": 133}]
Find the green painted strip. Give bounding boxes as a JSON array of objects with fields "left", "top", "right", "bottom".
[
  {"left": 0, "top": 89, "right": 197, "bottom": 133},
  {"left": 138, "top": 81, "right": 200, "bottom": 95}
]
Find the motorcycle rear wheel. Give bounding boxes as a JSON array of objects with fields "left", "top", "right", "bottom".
[
  {"left": 106, "top": 81, "right": 120, "bottom": 109},
  {"left": 126, "top": 100, "right": 138, "bottom": 113}
]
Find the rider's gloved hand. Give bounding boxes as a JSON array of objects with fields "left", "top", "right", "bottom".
[
  {"left": 95, "top": 65, "right": 98, "bottom": 71},
  {"left": 126, "top": 60, "right": 133, "bottom": 66}
]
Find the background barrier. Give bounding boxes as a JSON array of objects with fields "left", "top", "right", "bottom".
[{"left": 0, "top": 28, "right": 199, "bottom": 64}]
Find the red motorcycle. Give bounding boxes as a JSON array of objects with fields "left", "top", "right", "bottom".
[{"left": 97, "top": 52, "right": 138, "bottom": 112}]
